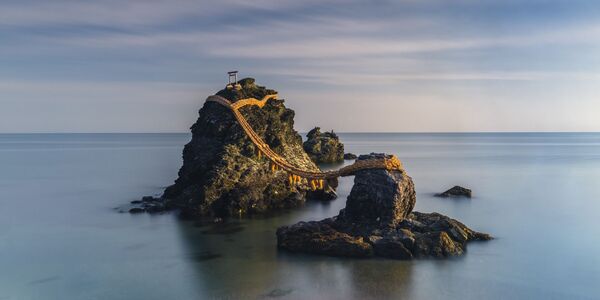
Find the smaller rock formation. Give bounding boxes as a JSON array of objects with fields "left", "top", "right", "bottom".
[
  {"left": 435, "top": 186, "right": 472, "bottom": 198},
  {"left": 303, "top": 127, "right": 344, "bottom": 163},
  {"left": 344, "top": 153, "right": 357, "bottom": 160},
  {"left": 276, "top": 154, "right": 491, "bottom": 259},
  {"left": 128, "top": 196, "right": 169, "bottom": 214},
  {"left": 277, "top": 212, "right": 491, "bottom": 259}
]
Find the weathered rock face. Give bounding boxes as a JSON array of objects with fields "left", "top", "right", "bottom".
[
  {"left": 339, "top": 154, "right": 416, "bottom": 229},
  {"left": 303, "top": 127, "right": 344, "bottom": 163},
  {"left": 397, "top": 212, "right": 491, "bottom": 258},
  {"left": 435, "top": 185, "right": 472, "bottom": 198},
  {"left": 276, "top": 153, "right": 491, "bottom": 259},
  {"left": 276, "top": 218, "right": 373, "bottom": 258},
  {"left": 160, "top": 78, "right": 334, "bottom": 217},
  {"left": 276, "top": 211, "right": 491, "bottom": 259}
]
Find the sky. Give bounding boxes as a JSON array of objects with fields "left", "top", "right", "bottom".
[{"left": 1, "top": 0, "right": 600, "bottom": 133}]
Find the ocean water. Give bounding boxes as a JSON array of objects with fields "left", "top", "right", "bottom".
[{"left": 1, "top": 133, "right": 599, "bottom": 300}]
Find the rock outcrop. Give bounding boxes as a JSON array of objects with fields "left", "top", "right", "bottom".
[
  {"left": 128, "top": 196, "right": 168, "bottom": 214},
  {"left": 154, "top": 78, "right": 334, "bottom": 218},
  {"left": 344, "top": 153, "right": 357, "bottom": 160},
  {"left": 277, "top": 153, "right": 491, "bottom": 259},
  {"left": 339, "top": 153, "right": 415, "bottom": 229},
  {"left": 435, "top": 186, "right": 472, "bottom": 198},
  {"left": 303, "top": 127, "right": 344, "bottom": 163}
]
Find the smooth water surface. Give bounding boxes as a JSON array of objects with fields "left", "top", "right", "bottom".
[{"left": 1, "top": 133, "right": 599, "bottom": 299}]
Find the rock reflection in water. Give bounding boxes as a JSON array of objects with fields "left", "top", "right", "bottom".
[{"left": 175, "top": 212, "right": 417, "bottom": 299}]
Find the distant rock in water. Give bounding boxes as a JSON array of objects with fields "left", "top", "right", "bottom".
[
  {"left": 303, "top": 127, "right": 344, "bottom": 163},
  {"left": 343, "top": 153, "right": 357, "bottom": 160},
  {"left": 150, "top": 78, "right": 335, "bottom": 218},
  {"left": 276, "top": 153, "right": 491, "bottom": 259},
  {"left": 435, "top": 186, "right": 472, "bottom": 198}
]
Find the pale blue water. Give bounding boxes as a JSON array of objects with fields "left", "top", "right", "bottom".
[{"left": 1, "top": 133, "right": 599, "bottom": 299}]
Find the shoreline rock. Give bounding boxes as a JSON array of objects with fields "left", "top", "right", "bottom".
[
  {"left": 128, "top": 196, "right": 170, "bottom": 214},
  {"left": 435, "top": 186, "right": 472, "bottom": 198},
  {"left": 277, "top": 212, "right": 491, "bottom": 259},
  {"left": 276, "top": 153, "right": 491, "bottom": 259},
  {"left": 303, "top": 127, "right": 344, "bottom": 163},
  {"left": 343, "top": 153, "right": 357, "bottom": 160}
]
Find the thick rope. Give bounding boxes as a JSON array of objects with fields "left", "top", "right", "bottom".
[{"left": 206, "top": 94, "right": 403, "bottom": 183}]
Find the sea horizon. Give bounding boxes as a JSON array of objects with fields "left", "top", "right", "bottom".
[{"left": 3, "top": 131, "right": 600, "bottom": 135}]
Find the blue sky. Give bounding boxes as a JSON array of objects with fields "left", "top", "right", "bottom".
[{"left": 1, "top": 0, "right": 600, "bottom": 132}]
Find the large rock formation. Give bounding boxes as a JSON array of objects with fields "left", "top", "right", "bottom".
[
  {"left": 277, "top": 153, "right": 491, "bottom": 259},
  {"left": 156, "top": 78, "right": 334, "bottom": 217},
  {"left": 303, "top": 127, "right": 344, "bottom": 163}
]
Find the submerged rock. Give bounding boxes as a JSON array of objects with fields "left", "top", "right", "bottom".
[
  {"left": 435, "top": 185, "right": 472, "bottom": 198},
  {"left": 153, "top": 78, "right": 335, "bottom": 218},
  {"left": 128, "top": 207, "right": 145, "bottom": 214},
  {"left": 128, "top": 196, "right": 168, "bottom": 214},
  {"left": 303, "top": 127, "right": 344, "bottom": 163},
  {"left": 344, "top": 153, "right": 357, "bottom": 160},
  {"left": 277, "top": 154, "right": 491, "bottom": 259}
]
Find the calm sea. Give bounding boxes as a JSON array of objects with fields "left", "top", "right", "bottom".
[{"left": 1, "top": 133, "right": 599, "bottom": 299}]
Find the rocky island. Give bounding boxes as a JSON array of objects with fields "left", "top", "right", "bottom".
[
  {"left": 277, "top": 154, "right": 491, "bottom": 259},
  {"left": 303, "top": 127, "right": 345, "bottom": 163},
  {"left": 137, "top": 78, "right": 336, "bottom": 217}
]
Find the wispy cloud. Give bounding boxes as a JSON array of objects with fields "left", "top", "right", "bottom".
[
  {"left": 271, "top": 70, "right": 600, "bottom": 85},
  {"left": 17, "top": 16, "right": 597, "bottom": 84},
  {"left": 0, "top": 0, "right": 343, "bottom": 27}
]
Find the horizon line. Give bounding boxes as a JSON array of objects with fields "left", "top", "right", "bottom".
[{"left": 2, "top": 131, "right": 600, "bottom": 135}]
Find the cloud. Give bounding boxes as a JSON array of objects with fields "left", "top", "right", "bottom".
[
  {"left": 18, "top": 6, "right": 600, "bottom": 60},
  {"left": 207, "top": 23, "right": 600, "bottom": 59},
  {"left": 272, "top": 70, "right": 600, "bottom": 85},
  {"left": 15, "top": 14, "right": 597, "bottom": 85},
  {"left": 0, "top": 0, "right": 347, "bottom": 28}
]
